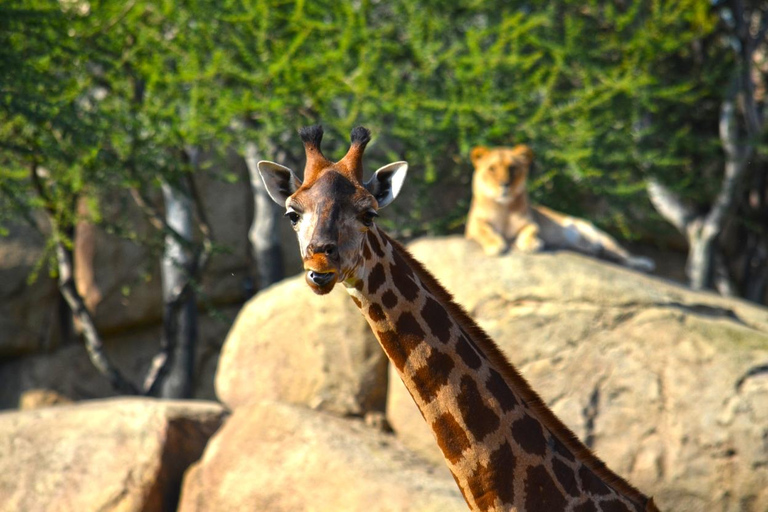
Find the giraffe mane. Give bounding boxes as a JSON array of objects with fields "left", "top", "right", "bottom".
[{"left": 378, "top": 230, "right": 656, "bottom": 510}]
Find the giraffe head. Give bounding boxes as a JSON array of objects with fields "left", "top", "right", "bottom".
[{"left": 258, "top": 125, "right": 408, "bottom": 295}]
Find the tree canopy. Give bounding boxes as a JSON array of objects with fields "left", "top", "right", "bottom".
[{"left": 3, "top": 0, "right": 765, "bottom": 301}]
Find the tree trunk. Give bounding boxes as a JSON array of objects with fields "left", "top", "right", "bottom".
[
  {"left": 245, "top": 140, "right": 284, "bottom": 290},
  {"left": 55, "top": 231, "right": 139, "bottom": 395},
  {"left": 647, "top": 92, "right": 751, "bottom": 292},
  {"left": 31, "top": 164, "right": 138, "bottom": 394},
  {"left": 157, "top": 165, "right": 198, "bottom": 399}
]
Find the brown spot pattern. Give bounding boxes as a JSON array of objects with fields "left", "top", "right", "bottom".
[
  {"left": 367, "top": 263, "right": 386, "bottom": 295},
  {"left": 489, "top": 441, "right": 516, "bottom": 505},
  {"left": 396, "top": 311, "right": 425, "bottom": 339},
  {"left": 367, "top": 231, "right": 385, "bottom": 257},
  {"left": 511, "top": 415, "right": 547, "bottom": 456},
  {"left": 486, "top": 368, "right": 518, "bottom": 412},
  {"left": 601, "top": 499, "right": 633, "bottom": 512},
  {"left": 432, "top": 412, "right": 470, "bottom": 464},
  {"left": 411, "top": 349, "right": 455, "bottom": 403},
  {"left": 465, "top": 462, "right": 496, "bottom": 512},
  {"left": 574, "top": 500, "right": 598, "bottom": 512},
  {"left": 456, "top": 336, "right": 482, "bottom": 369},
  {"left": 552, "top": 457, "right": 579, "bottom": 497},
  {"left": 457, "top": 375, "right": 500, "bottom": 442},
  {"left": 368, "top": 303, "right": 386, "bottom": 322},
  {"left": 524, "top": 465, "right": 568, "bottom": 512},
  {"left": 375, "top": 311, "right": 426, "bottom": 371},
  {"left": 390, "top": 250, "right": 420, "bottom": 302},
  {"left": 381, "top": 289, "right": 398, "bottom": 308},
  {"left": 376, "top": 329, "right": 421, "bottom": 371},
  {"left": 410, "top": 348, "right": 454, "bottom": 404},
  {"left": 460, "top": 327, "right": 489, "bottom": 361},
  {"left": 553, "top": 437, "right": 576, "bottom": 462},
  {"left": 362, "top": 239, "right": 372, "bottom": 260},
  {"left": 351, "top": 296, "right": 362, "bottom": 309},
  {"left": 421, "top": 296, "right": 452, "bottom": 343},
  {"left": 579, "top": 466, "right": 611, "bottom": 497}
]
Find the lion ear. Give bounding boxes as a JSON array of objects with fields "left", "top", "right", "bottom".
[
  {"left": 516, "top": 145, "right": 534, "bottom": 164},
  {"left": 470, "top": 146, "right": 489, "bottom": 166}
]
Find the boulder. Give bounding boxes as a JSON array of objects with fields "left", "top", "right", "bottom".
[
  {"left": 387, "top": 236, "right": 768, "bottom": 512},
  {"left": 178, "top": 401, "right": 465, "bottom": 512},
  {"left": 0, "top": 398, "right": 226, "bottom": 512},
  {"left": 0, "top": 305, "right": 239, "bottom": 409},
  {"left": 0, "top": 221, "right": 60, "bottom": 357},
  {"left": 216, "top": 275, "right": 388, "bottom": 416}
]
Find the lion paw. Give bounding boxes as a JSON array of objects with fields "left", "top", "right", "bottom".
[
  {"left": 515, "top": 236, "right": 544, "bottom": 253},
  {"left": 483, "top": 242, "right": 508, "bottom": 257}
]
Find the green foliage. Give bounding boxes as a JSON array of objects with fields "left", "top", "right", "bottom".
[{"left": 0, "top": 0, "right": 729, "bottom": 246}]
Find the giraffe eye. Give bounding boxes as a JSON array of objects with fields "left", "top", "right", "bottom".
[
  {"left": 360, "top": 209, "right": 378, "bottom": 227},
  {"left": 285, "top": 210, "right": 301, "bottom": 226}
]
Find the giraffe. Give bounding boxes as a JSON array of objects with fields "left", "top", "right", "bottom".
[{"left": 258, "top": 125, "right": 660, "bottom": 512}]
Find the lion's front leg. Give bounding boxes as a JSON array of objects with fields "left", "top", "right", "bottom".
[
  {"left": 469, "top": 219, "right": 509, "bottom": 256},
  {"left": 514, "top": 222, "right": 544, "bottom": 252}
]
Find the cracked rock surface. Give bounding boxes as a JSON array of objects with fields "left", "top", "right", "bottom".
[
  {"left": 387, "top": 236, "right": 768, "bottom": 512},
  {"left": 0, "top": 398, "right": 226, "bottom": 512}
]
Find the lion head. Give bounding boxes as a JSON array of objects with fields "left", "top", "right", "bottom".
[{"left": 470, "top": 145, "right": 534, "bottom": 203}]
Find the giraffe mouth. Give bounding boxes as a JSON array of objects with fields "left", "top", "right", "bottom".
[{"left": 305, "top": 270, "right": 337, "bottom": 295}]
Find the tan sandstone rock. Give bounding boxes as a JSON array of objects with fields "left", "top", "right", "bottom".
[
  {"left": 215, "top": 275, "right": 388, "bottom": 416},
  {"left": 0, "top": 397, "right": 226, "bottom": 512},
  {"left": 387, "top": 236, "right": 768, "bottom": 512},
  {"left": 178, "top": 400, "right": 465, "bottom": 512}
]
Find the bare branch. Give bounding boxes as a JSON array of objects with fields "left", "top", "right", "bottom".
[
  {"left": 710, "top": 91, "right": 753, "bottom": 234},
  {"left": 31, "top": 164, "right": 138, "bottom": 395},
  {"left": 646, "top": 178, "right": 694, "bottom": 235}
]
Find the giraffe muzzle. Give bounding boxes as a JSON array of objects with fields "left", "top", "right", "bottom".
[{"left": 305, "top": 270, "right": 338, "bottom": 294}]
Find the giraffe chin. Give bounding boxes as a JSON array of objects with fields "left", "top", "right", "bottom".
[{"left": 305, "top": 270, "right": 337, "bottom": 295}]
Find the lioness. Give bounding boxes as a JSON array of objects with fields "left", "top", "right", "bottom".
[{"left": 465, "top": 145, "right": 655, "bottom": 272}]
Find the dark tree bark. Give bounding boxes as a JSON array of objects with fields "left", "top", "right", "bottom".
[
  {"left": 31, "top": 164, "right": 139, "bottom": 395},
  {"left": 156, "top": 148, "right": 201, "bottom": 399},
  {"left": 244, "top": 140, "right": 285, "bottom": 290}
]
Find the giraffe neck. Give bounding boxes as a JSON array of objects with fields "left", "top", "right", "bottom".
[{"left": 343, "top": 228, "right": 656, "bottom": 512}]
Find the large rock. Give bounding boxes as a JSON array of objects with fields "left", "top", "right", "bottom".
[
  {"left": 178, "top": 401, "right": 465, "bottom": 512},
  {"left": 0, "top": 398, "right": 226, "bottom": 512},
  {"left": 0, "top": 221, "right": 60, "bottom": 357},
  {"left": 387, "top": 236, "right": 768, "bottom": 512},
  {"left": 0, "top": 305, "right": 239, "bottom": 409},
  {"left": 216, "top": 275, "right": 388, "bottom": 416}
]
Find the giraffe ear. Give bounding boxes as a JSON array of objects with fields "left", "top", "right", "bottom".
[
  {"left": 257, "top": 161, "right": 302, "bottom": 206},
  {"left": 364, "top": 161, "right": 408, "bottom": 209}
]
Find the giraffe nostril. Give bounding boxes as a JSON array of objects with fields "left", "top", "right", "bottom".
[
  {"left": 308, "top": 242, "right": 337, "bottom": 257},
  {"left": 318, "top": 243, "right": 337, "bottom": 257}
]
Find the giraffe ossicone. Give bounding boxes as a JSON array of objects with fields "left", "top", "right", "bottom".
[{"left": 258, "top": 125, "right": 660, "bottom": 512}]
